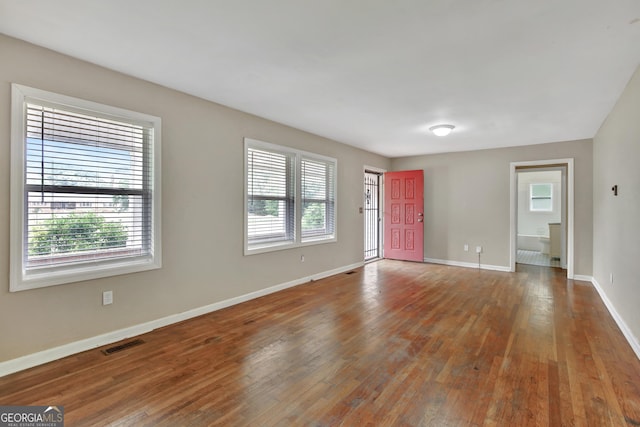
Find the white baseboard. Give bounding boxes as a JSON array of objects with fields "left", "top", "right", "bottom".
[
  {"left": 0, "top": 262, "right": 364, "bottom": 377},
  {"left": 424, "top": 257, "right": 511, "bottom": 272},
  {"left": 591, "top": 278, "right": 640, "bottom": 360},
  {"left": 572, "top": 274, "right": 593, "bottom": 282}
]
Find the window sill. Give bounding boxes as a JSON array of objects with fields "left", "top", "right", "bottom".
[
  {"left": 245, "top": 236, "right": 337, "bottom": 256},
  {"left": 10, "top": 256, "right": 161, "bottom": 292}
]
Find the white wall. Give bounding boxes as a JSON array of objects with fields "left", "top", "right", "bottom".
[
  {"left": 0, "top": 34, "right": 390, "bottom": 363},
  {"left": 517, "top": 170, "right": 561, "bottom": 237},
  {"left": 517, "top": 170, "right": 562, "bottom": 250},
  {"left": 593, "top": 64, "right": 640, "bottom": 353},
  {"left": 391, "top": 140, "right": 593, "bottom": 274}
]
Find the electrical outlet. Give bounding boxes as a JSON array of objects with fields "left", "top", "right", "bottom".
[
  {"left": 476, "top": 246, "right": 482, "bottom": 254},
  {"left": 300, "top": 255, "right": 305, "bottom": 263},
  {"left": 102, "top": 290, "right": 113, "bottom": 306},
  {"left": 464, "top": 244, "right": 469, "bottom": 252},
  {"left": 609, "top": 273, "right": 613, "bottom": 284}
]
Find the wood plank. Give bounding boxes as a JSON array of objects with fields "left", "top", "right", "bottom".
[{"left": 1, "top": 260, "right": 639, "bottom": 426}]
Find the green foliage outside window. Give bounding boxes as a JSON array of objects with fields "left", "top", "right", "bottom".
[
  {"left": 29, "top": 212, "right": 128, "bottom": 255},
  {"left": 249, "top": 199, "right": 280, "bottom": 216},
  {"left": 302, "top": 203, "right": 325, "bottom": 230}
]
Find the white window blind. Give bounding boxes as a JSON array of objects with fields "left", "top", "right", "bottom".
[
  {"left": 247, "top": 147, "right": 295, "bottom": 246},
  {"left": 11, "top": 84, "right": 161, "bottom": 291},
  {"left": 301, "top": 157, "right": 335, "bottom": 242},
  {"left": 245, "top": 139, "right": 337, "bottom": 254}
]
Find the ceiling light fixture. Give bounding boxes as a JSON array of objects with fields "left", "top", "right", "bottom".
[{"left": 429, "top": 124, "right": 455, "bottom": 137}]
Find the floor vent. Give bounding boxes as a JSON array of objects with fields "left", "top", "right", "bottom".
[
  {"left": 102, "top": 339, "right": 145, "bottom": 355},
  {"left": 345, "top": 271, "right": 356, "bottom": 275}
]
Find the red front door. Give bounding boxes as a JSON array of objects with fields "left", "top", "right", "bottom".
[{"left": 383, "top": 170, "right": 424, "bottom": 262}]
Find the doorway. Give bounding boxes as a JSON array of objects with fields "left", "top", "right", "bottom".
[
  {"left": 510, "top": 159, "right": 574, "bottom": 279},
  {"left": 515, "top": 168, "right": 565, "bottom": 268},
  {"left": 364, "top": 170, "right": 382, "bottom": 261}
]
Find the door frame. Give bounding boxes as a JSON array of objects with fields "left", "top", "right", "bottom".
[
  {"left": 364, "top": 165, "right": 386, "bottom": 259},
  {"left": 509, "top": 158, "right": 574, "bottom": 278}
]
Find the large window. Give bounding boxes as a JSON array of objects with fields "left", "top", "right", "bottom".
[
  {"left": 530, "top": 183, "right": 553, "bottom": 212},
  {"left": 10, "top": 84, "right": 161, "bottom": 291},
  {"left": 245, "top": 138, "right": 336, "bottom": 254}
]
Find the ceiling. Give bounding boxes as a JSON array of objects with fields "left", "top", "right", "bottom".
[{"left": 1, "top": 1, "right": 639, "bottom": 158}]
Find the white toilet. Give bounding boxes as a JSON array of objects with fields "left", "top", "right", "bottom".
[{"left": 539, "top": 236, "right": 550, "bottom": 254}]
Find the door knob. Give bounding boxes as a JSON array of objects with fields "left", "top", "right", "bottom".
[
  {"left": 418, "top": 218, "right": 423, "bottom": 222},
  {"left": 418, "top": 213, "right": 424, "bottom": 216}
]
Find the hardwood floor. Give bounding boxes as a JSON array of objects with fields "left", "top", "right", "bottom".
[{"left": 1, "top": 260, "right": 639, "bottom": 426}]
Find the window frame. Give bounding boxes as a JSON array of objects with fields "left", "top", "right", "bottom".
[
  {"left": 529, "top": 183, "right": 553, "bottom": 212},
  {"left": 244, "top": 138, "right": 337, "bottom": 255},
  {"left": 10, "top": 84, "right": 162, "bottom": 292}
]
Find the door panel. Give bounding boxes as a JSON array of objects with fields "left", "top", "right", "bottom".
[{"left": 384, "top": 170, "right": 424, "bottom": 262}]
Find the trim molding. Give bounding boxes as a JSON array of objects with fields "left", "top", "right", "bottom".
[
  {"left": 424, "top": 258, "right": 511, "bottom": 272},
  {"left": 591, "top": 278, "right": 640, "bottom": 360},
  {"left": 572, "top": 274, "right": 593, "bottom": 282},
  {"left": 0, "top": 262, "right": 364, "bottom": 377}
]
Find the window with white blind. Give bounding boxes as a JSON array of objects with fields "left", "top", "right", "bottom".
[
  {"left": 301, "top": 157, "right": 335, "bottom": 242},
  {"left": 246, "top": 147, "right": 295, "bottom": 246},
  {"left": 10, "top": 84, "right": 162, "bottom": 291},
  {"left": 245, "top": 138, "right": 337, "bottom": 254}
]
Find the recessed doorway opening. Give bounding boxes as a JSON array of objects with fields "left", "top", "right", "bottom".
[
  {"left": 510, "top": 159, "right": 574, "bottom": 279},
  {"left": 364, "top": 170, "right": 383, "bottom": 261},
  {"left": 516, "top": 168, "right": 565, "bottom": 269}
]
